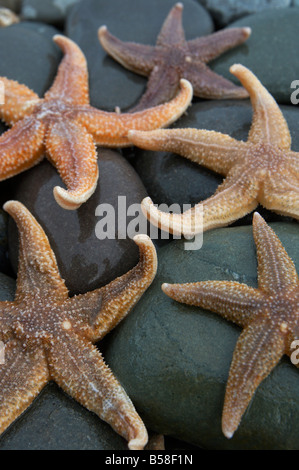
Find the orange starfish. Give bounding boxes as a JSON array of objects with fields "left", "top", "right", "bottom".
[
  {"left": 0, "top": 35, "right": 192, "bottom": 210},
  {"left": 0, "top": 200, "right": 158, "bottom": 450},
  {"left": 128, "top": 64, "right": 299, "bottom": 237},
  {"left": 99, "top": 2, "right": 250, "bottom": 111},
  {"left": 162, "top": 213, "right": 299, "bottom": 438}
]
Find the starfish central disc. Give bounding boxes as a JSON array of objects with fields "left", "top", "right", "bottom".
[{"left": 33, "top": 100, "right": 73, "bottom": 122}]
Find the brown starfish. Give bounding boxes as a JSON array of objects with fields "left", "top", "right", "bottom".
[
  {"left": 162, "top": 212, "right": 299, "bottom": 438},
  {"left": 128, "top": 64, "right": 299, "bottom": 237},
  {"left": 0, "top": 200, "right": 158, "bottom": 450},
  {"left": 0, "top": 34, "right": 192, "bottom": 210},
  {"left": 98, "top": 2, "right": 250, "bottom": 112}
]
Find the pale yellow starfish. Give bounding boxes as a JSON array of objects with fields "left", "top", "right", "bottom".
[{"left": 129, "top": 64, "right": 299, "bottom": 237}]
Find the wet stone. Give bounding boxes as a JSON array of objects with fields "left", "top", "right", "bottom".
[
  {"left": 210, "top": 8, "right": 299, "bottom": 104},
  {"left": 198, "top": 0, "right": 291, "bottom": 27},
  {"left": 0, "top": 23, "right": 61, "bottom": 97},
  {"left": 21, "top": 0, "right": 80, "bottom": 25},
  {"left": 8, "top": 149, "right": 148, "bottom": 296},
  {"left": 0, "top": 271, "right": 15, "bottom": 300}
]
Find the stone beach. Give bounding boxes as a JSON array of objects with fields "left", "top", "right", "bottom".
[{"left": 0, "top": 0, "right": 298, "bottom": 451}]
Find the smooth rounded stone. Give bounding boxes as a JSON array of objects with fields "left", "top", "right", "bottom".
[
  {"left": 133, "top": 100, "right": 299, "bottom": 226},
  {"left": 0, "top": 272, "right": 15, "bottom": 300},
  {"left": 66, "top": 0, "right": 214, "bottom": 111},
  {"left": 21, "top": 0, "right": 80, "bottom": 25},
  {"left": 198, "top": 0, "right": 291, "bottom": 27},
  {"left": 0, "top": 382, "right": 128, "bottom": 449},
  {"left": 0, "top": 23, "right": 61, "bottom": 97},
  {"left": 210, "top": 8, "right": 299, "bottom": 104},
  {"left": 8, "top": 149, "right": 148, "bottom": 296},
  {"left": 105, "top": 222, "right": 299, "bottom": 450},
  {"left": 12, "top": 21, "right": 61, "bottom": 40}
]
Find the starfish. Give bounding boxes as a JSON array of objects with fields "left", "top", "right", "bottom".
[
  {"left": 162, "top": 212, "right": 299, "bottom": 438},
  {"left": 0, "top": 35, "right": 192, "bottom": 210},
  {"left": 0, "top": 200, "right": 158, "bottom": 450},
  {"left": 98, "top": 2, "right": 250, "bottom": 112},
  {"left": 128, "top": 64, "right": 299, "bottom": 238}
]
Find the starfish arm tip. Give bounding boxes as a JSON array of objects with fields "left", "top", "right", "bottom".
[
  {"left": 53, "top": 186, "right": 82, "bottom": 211},
  {"left": 253, "top": 211, "right": 267, "bottom": 232},
  {"left": 229, "top": 63, "right": 251, "bottom": 81},
  {"left": 252, "top": 211, "right": 265, "bottom": 229},
  {"left": 175, "top": 2, "right": 184, "bottom": 9},
  {"left": 243, "top": 27, "right": 252, "bottom": 38},
  {"left": 53, "top": 34, "right": 65, "bottom": 44},
  {"left": 132, "top": 233, "right": 151, "bottom": 246},
  {"left": 253, "top": 211, "right": 262, "bottom": 221},
  {"left": 223, "top": 429, "right": 234, "bottom": 439},
  {"left": 141, "top": 197, "right": 153, "bottom": 214},
  {"left": 98, "top": 25, "right": 107, "bottom": 37},
  {"left": 180, "top": 78, "right": 193, "bottom": 98},
  {"left": 161, "top": 282, "right": 171, "bottom": 294},
  {"left": 229, "top": 63, "right": 242, "bottom": 74},
  {"left": 222, "top": 416, "right": 236, "bottom": 439},
  {"left": 3, "top": 199, "right": 17, "bottom": 214},
  {"left": 128, "top": 431, "right": 148, "bottom": 450}
]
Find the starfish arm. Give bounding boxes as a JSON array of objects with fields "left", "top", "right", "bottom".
[
  {"left": 262, "top": 171, "right": 299, "bottom": 220},
  {"left": 0, "top": 116, "right": 45, "bottom": 181},
  {"left": 230, "top": 64, "right": 291, "bottom": 149},
  {"left": 289, "top": 151, "right": 299, "bottom": 173},
  {"left": 0, "top": 339, "right": 49, "bottom": 435},
  {"left": 0, "top": 301, "right": 15, "bottom": 340},
  {"left": 73, "top": 79, "right": 192, "bottom": 147},
  {"left": 67, "top": 235, "right": 157, "bottom": 342},
  {"left": 0, "top": 77, "right": 40, "bottom": 126},
  {"left": 129, "top": 65, "right": 180, "bottom": 112},
  {"left": 45, "top": 120, "right": 99, "bottom": 210},
  {"left": 252, "top": 212, "right": 298, "bottom": 294},
  {"left": 44, "top": 35, "right": 89, "bottom": 106},
  {"left": 162, "top": 281, "right": 264, "bottom": 328},
  {"left": 3, "top": 201, "right": 69, "bottom": 302},
  {"left": 128, "top": 128, "right": 246, "bottom": 175},
  {"left": 222, "top": 316, "right": 285, "bottom": 439},
  {"left": 98, "top": 26, "right": 156, "bottom": 76},
  {"left": 184, "top": 62, "right": 249, "bottom": 99},
  {"left": 141, "top": 170, "right": 259, "bottom": 237},
  {"left": 156, "top": 3, "right": 185, "bottom": 46},
  {"left": 47, "top": 331, "right": 148, "bottom": 450},
  {"left": 187, "top": 27, "right": 251, "bottom": 63}
]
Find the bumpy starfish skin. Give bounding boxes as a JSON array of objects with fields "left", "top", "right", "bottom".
[
  {"left": 98, "top": 2, "right": 250, "bottom": 111},
  {"left": 0, "top": 201, "right": 158, "bottom": 450},
  {"left": 0, "top": 35, "right": 192, "bottom": 210},
  {"left": 128, "top": 64, "right": 299, "bottom": 237},
  {"left": 162, "top": 213, "right": 299, "bottom": 438}
]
